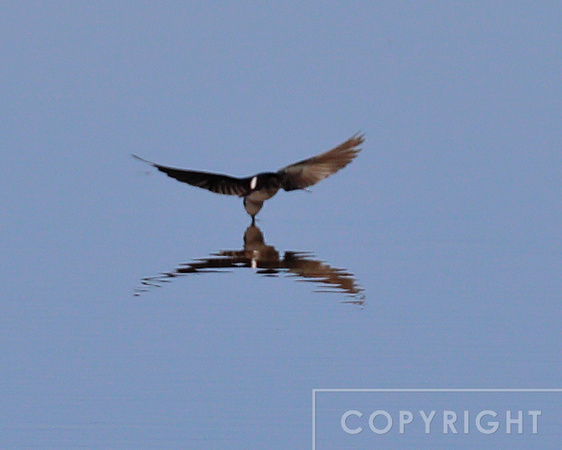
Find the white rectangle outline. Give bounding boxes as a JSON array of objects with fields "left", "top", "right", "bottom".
[{"left": 312, "top": 389, "right": 562, "bottom": 450}]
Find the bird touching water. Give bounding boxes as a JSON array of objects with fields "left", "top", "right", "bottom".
[{"left": 133, "top": 133, "right": 364, "bottom": 223}]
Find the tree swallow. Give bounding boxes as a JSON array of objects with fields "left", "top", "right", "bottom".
[{"left": 133, "top": 133, "right": 364, "bottom": 223}]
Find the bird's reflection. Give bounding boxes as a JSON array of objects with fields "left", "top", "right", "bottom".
[{"left": 135, "top": 225, "right": 365, "bottom": 304}]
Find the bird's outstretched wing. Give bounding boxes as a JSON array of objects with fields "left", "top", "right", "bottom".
[
  {"left": 132, "top": 155, "right": 250, "bottom": 196},
  {"left": 277, "top": 133, "right": 364, "bottom": 191}
]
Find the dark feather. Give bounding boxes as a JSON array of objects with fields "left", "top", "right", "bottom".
[
  {"left": 277, "top": 133, "right": 364, "bottom": 191},
  {"left": 132, "top": 155, "right": 250, "bottom": 196}
]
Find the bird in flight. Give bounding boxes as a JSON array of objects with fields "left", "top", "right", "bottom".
[{"left": 133, "top": 133, "right": 364, "bottom": 223}]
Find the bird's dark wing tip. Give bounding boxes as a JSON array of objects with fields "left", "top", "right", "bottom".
[
  {"left": 131, "top": 154, "right": 155, "bottom": 166},
  {"left": 350, "top": 131, "right": 366, "bottom": 146}
]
